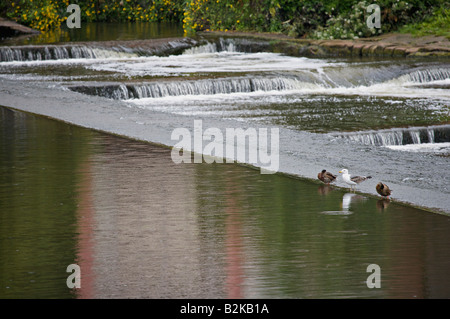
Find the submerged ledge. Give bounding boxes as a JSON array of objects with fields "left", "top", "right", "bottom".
[{"left": 200, "top": 31, "right": 450, "bottom": 58}]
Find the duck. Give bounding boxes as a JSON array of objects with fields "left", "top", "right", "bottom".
[
  {"left": 339, "top": 169, "right": 372, "bottom": 190},
  {"left": 318, "top": 169, "right": 337, "bottom": 184},
  {"left": 376, "top": 182, "right": 392, "bottom": 198}
]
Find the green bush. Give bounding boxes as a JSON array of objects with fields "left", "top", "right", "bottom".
[
  {"left": 311, "top": 1, "right": 385, "bottom": 39},
  {"left": 398, "top": 5, "right": 450, "bottom": 38},
  {"left": 2, "top": 0, "right": 184, "bottom": 32}
]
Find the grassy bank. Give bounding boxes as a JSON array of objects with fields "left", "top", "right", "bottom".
[
  {"left": 398, "top": 6, "right": 449, "bottom": 38},
  {"left": 1, "top": 0, "right": 448, "bottom": 39}
]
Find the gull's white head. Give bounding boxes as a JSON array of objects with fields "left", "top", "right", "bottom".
[{"left": 339, "top": 169, "right": 349, "bottom": 174}]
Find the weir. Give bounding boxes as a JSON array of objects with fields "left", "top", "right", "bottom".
[
  {"left": 66, "top": 66, "right": 450, "bottom": 100},
  {"left": 1, "top": 37, "right": 449, "bottom": 151},
  {"left": 68, "top": 76, "right": 316, "bottom": 100},
  {"left": 332, "top": 124, "right": 450, "bottom": 146},
  {"left": 0, "top": 38, "right": 197, "bottom": 62}
]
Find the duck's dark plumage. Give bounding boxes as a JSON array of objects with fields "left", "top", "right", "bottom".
[
  {"left": 318, "top": 169, "right": 337, "bottom": 184},
  {"left": 376, "top": 182, "right": 392, "bottom": 198}
]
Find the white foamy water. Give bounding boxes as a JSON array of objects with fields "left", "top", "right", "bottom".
[
  {"left": 88, "top": 51, "right": 336, "bottom": 76},
  {"left": 2, "top": 39, "right": 449, "bottom": 102},
  {"left": 89, "top": 54, "right": 450, "bottom": 102},
  {"left": 386, "top": 142, "right": 450, "bottom": 154},
  {"left": 2, "top": 39, "right": 449, "bottom": 158}
]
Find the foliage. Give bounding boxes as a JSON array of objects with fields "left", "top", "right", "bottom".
[
  {"left": 398, "top": 6, "right": 450, "bottom": 38},
  {"left": 310, "top": 1, "right": 384, "bottom": 40},
  {"left": 181, "top": 0, "right": 447, "bottom": 38},
  {"left": 1, "top": 0, "right": 447, "bottom": 39},
  {"left": 2, "top": 0, "right": 183, "bottom": 32},
  {"left": 5, "top": 0, "right": 67, "bottom": 32}
]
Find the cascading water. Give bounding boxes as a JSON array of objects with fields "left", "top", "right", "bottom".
[
  {"left": 69, "top": 76, "right": 318, "bottom": 100},
  {"left": 1, "top": 37, "right": 449, "bottom": 142},
  {"left": 0, "top": 45, "right": 143, "bottom": 61},
  {"left": 332, "top": 125, "right": 450, "bottom": 146},
  {"left": 0, "top": 38, "right": 197, "bottom": 62},
  {"left": 331, "top": 125, "right": 450, "bottom": 154},
  {"left": 406, "top": 69, "right": 450, "bottom": 83},
  {"left": 183, "top": 38, "right": 237, "bottom": 54}
]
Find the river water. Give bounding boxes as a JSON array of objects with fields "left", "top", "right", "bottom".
[{"left": 0, "top": 22, "right": 449, "bottom": 299}]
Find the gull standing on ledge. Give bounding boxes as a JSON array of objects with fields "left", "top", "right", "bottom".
[{"left": 339, "top": 169, "right": 372, "bottom": 190}]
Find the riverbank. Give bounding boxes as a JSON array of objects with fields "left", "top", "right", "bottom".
[
  {"left": 200, "top": 30, "right": 450, "bottom": 58},
  {"left": 2, "top": 16, "right": 450, "bottom": 58}
]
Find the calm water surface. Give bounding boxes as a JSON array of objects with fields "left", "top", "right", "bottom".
[
  {"left": 1, "top": 106, "right": 450, "bottom": 299},
  {"left": 1, "top": 22, "right": 184, "bottom": 46}
]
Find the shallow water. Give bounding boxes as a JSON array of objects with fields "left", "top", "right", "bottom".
[{"left": 1, "top": 107, "right": 450, "bottom": 299}]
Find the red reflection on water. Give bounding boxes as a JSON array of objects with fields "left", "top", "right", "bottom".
[
  {"left": 224, "top": 181, "right": 244, "bottom": 299},
  {"left": 75, "top": 160, "right": 95, "bottom": 299}
]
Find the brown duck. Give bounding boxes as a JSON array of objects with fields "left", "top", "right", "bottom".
[
  {"left": 376, "top": 182, "right": 392, "bottom": 198},
  {"left": 318, "top": 169, "right": 337, "bottom": 184}
]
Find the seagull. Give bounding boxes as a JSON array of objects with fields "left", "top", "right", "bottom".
[
  {"left": 376, "top": 182, "right": 392, "bottom": 198},
  {"left": 339, "top": 169, "right": 372, "bottom": 190},
  {"left": 318, "top": 169, "right": 337, "bottom": 184}
]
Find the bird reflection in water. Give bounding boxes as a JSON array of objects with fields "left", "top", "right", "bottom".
[
  {"left": 376, "top": 198, "right": 391, "bottom": 211},
  {"left": 317, "top": 184, "right": 334, "bottom": 196}
]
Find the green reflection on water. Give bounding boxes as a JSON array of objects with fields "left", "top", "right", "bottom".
[
  {"left": 191, "top": 155, "right": 450, "bottom": 298},
  {"left": 0, "top": 107, "right": 92, "bottom": 298},
  {"left": 2, "top": 21, "right": 184, "bottom": 46}
]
